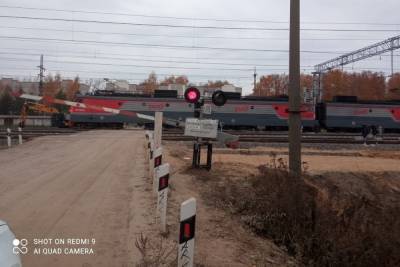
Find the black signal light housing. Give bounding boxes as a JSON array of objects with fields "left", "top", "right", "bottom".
[{"left": 211, "top": 90, "right": 227, "bottom": 107}]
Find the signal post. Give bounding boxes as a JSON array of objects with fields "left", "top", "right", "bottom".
[{"left": 183, "top": 87, "right": 227, "bottom": 170}]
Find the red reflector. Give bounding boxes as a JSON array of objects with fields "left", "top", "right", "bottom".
[
  {"left": 154, "top": 155, "right": 162, "bottom": 168},
  {"left": 160, "top": 178, "right": 167, "bottom": 188},
  {"left": 184, "top": 223, "right": 191, "bottom": 238},
  {"left": 158, "top": 174, "right": 169, "bottom": 191}
]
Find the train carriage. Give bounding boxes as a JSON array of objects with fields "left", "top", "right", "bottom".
[
  {"left": 324, "top": 101, "right": 400, "bottom": 131},
  {"left": 69, "top": 94, "right": 318, "bottom": 129}
]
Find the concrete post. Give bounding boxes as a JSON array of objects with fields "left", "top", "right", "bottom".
[
  {"left": 154, "top": 112, "right": 163, "bottom": 149},
  {"left": 18, "top": 127, "right": 23, "bottom": 145},
  {"left": 288, "top": 0, "right": 302, "bottom": 178},
  {"left": 6, "top": 128, "right": 11, "bottom": 148}
]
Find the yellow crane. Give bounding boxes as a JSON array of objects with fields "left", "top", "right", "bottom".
[{"left": 19, "top": 102, "right": 60, "bottom": 128}]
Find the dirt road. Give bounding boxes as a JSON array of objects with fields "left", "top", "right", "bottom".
[{"left": 0, "top": 130, "right": 153, "bottom": 267}]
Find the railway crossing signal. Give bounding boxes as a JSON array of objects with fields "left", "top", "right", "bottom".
[
  {"left": 184, "top": 87, "right": 228, "bottom": 108},
  {"left": 183, "top": 87, "right": 229, "bottom": 170}
]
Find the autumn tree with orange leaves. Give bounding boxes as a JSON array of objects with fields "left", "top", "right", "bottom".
[
  {"left": 140, "top": 72, "right": 158, "bottom": 94},
  {"left": 254, "top": 70, "right": 391, "bottom": 101},
  {"left": 322, "top": 70, "right": 385, "bottom": 101},
  {"left": 387, "top": 73, "right": 400, "bottom": 99},
  {"left": 43, "top": 74, "right": 62, "bottom": 97},
  {"left": 65, "top": 76, "right": 80, "bottom": 100},
  {"left": 255, "top": 74, "right": 312, "bottom": 97},
  {"left": 160, "top": 75, "right": 189, "bottom": 86}
]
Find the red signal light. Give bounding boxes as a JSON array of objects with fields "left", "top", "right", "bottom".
[{"left": 184, "top": 87, "right": 201, "bottom": 103}]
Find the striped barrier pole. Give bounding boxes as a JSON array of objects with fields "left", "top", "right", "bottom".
[
  {"left": 17, "top": 94, "right": 239, "bottom": 148},
  {"left": 178, "top": 198, "right": 196, "bottom": 267},
  {"left": 6, "top": 128, "right": 11, "bottom": 148},
  {"left": 156, "top": 163, "right": 170, "bottom": 233},
  {"left": 18, "top": 127, "right": 23, "bottom": 145}
]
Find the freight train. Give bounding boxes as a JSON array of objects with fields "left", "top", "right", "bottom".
[{"left": 65, "top": 90, "right": 400, "bottom": 132}]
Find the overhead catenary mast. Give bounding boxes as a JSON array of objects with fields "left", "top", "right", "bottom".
[
  {"left": 37, "top": 54, "right": 45, "bottom": 95},
  {"left": 253, "top": 67, "right": 258, "bottom": 95},
  {"left": 313, "top": 35, "right": 400, "bottom": 100}
]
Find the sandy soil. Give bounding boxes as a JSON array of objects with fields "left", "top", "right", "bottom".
[
  {"left": 162, "top": 145, "right": 296, "bottom": 267},
  {"left": 5, "top": 130, "right": 396, "bottom": 266},
  {"left": 0, "top": 130, "right": 155, "bottom": 267},
  {"left": 211, "top": 146, "right": 400, "bottom": 174},
  {"left": 163, "top": 142, "right": 400, "bottom": 266}
]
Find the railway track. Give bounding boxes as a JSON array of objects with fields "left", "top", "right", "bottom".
[
  {"left": 162, "top": 131, "right": 400, "bottom": 144},
  {"left": 1, "top": 127, "right": 399, "bottom": 144},
  {"left": 0, "top": 128, "right": 82, "bottom": 139}
]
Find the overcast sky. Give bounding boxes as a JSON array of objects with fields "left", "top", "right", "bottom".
[{"left": 0, "top": 0, "right": 399, "bottom": 94}]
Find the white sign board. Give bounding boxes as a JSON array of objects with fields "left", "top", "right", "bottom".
[{"left": 184, "top": 119, "right": 218, "bottom": 139}]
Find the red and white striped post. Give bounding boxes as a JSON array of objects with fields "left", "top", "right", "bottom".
[
  {"left": 152, "top": 147, "right": 163, "bottom": 193},
  {"left": 178, "top": 198, "right": 196, "bottom": 267},
  {"left": 156, "top": 163, "right": 170, "bottom": 233}
]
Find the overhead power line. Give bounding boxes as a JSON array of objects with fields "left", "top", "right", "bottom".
[
  {"left": 1, "top": 4, "right": 400, "bottom": 26},
  {"left": 0, "top": 25, "right": 388, "bottom": 42},
  {"left": 1, "top": 47, "right": 398, "bottom": 63},
  {"left": 0, "top": 14, "right": 399, "bottom": 32},
  {"left": 0, "top": 56, "right": 316, "bottom": 72},
  {"left": 0, "top": 51, "right": 315, "bottom": 68},
  {"left": 0, "top": 67, "right": 255, "bottom": 80},
  {"left": 0, "top": 35, "right": 347, "bottom": 54}
]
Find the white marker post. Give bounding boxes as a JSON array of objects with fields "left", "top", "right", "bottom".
[
  {"left": 154, "top": 112, "right": 163, "bottom": 149},
  {"left": 18, "top": 127, "right": 23, "bottom": 145},
  {"left": 178, "top": 198, "right": 196, "bottom": 267},
  {"left": 156, "top": 163, "right": 170, "bottom": 233},
  {"left": 152, "top": 147, "right": 163, "bottom": 193},
  {"left": 6, "top": 128, "right": 11, "bottom": 148}
]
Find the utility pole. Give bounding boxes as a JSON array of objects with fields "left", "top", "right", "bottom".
[
  {"left": 288, "top": 0, "right": 302, "bottom": 177},
  {"left": 38, "top": 54, "right": 45, "bottom": 95},
  {"left": 253, "top": 67, "right": 258, "bottom": 95}
]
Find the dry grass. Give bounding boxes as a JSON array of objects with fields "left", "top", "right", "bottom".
[
  {"left": 191, "top": 154, "right": 400, "bottom": 267},
  {"left": 135, "top": 233, "right": 177, "bottom": 267}
]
